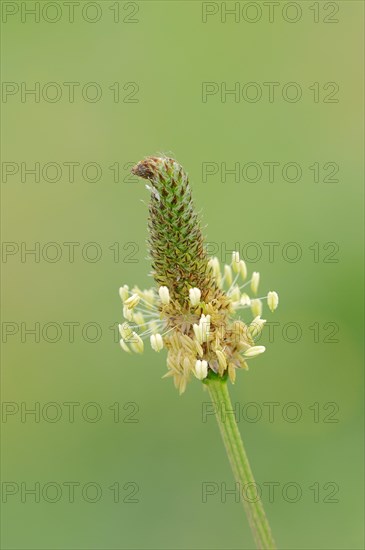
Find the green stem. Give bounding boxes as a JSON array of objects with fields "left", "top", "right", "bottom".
[{"left": 205, "top": 376, "right": 276, "bottom": 550}]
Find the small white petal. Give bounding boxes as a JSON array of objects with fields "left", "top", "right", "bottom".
[
  {"left": 224, "top": 265, "right": 233, "bottom": 286},
  {"left": 159, "top": 286, "right": 170, "bottom": 305},
  {"left": 130, "top": 332, "right": 144, "bottom": 353},
  {"left": 150, "top": 333, "right": 164, "bottom": 352},
  {"left": 155, "top": 334, "right": 163, "bottom": 351},
  {"left": 267, "top": 291, "right": 279, "bottom": 312},
  {"left": 124, "top": 293, "right": 140, "bottom": 309},
  {"left": 119, "top": 285, "right": 129, "bottom": 302},
  {"left": 243, "top": 345, "right": 266, "bottom": 358},
  {"left": 232, "top": 251, "right": 240, "bottom": 273},
  {"left": 189, "top": 287, "right": 201, "bottom": 307},
  {"left": 200, "top": 314, "right": 211, "bottom": 342},
  {"left": 208, "top": 257, "right": 220, "bottom": 279},
  {"left": 251, "top": 272, "right": 260, "bottom": 294},
  {"left": 119, "top": 322, "right": 133, "bottom": 340},
  {"left": 248, "top": 316, "right": 267, "bottom": 338},
  {"left": 239, "top": 260, "right": 247, "bottom": 281},
  {"left": 250, "top": 299, "right": 262, "bottom": 317},
  {"left": 194, "top": 359, "right": 208, "bottom": 380},
  {"left": 123, "top": 305, "right": 133, "bottom": 321}
]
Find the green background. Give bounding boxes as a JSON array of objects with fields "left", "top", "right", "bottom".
[{"left": 1, "top": 1, "right": 364, "bottom": 548}]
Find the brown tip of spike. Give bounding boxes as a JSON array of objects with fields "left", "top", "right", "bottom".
[{"left": 132, "top": 157, "right": 168, "bottom": 181}]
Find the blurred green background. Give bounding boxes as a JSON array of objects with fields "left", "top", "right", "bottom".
[{"left": 1, "top": 1, "right": 363, "bottom": 548}]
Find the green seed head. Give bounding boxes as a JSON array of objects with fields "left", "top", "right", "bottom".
[{"left": 132, "top": 156, "right": 221, "bottom": 305}]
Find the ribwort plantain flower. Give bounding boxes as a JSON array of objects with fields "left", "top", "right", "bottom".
[
  {"left": 117, "top": 155, "right": 279, "bottom": 548},
  {"left": 118, "top": 156, "right": 279, "bottom": 394}
]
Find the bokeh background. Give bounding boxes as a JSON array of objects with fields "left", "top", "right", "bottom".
[{"left": 1, "top": 1, "right": 364, "bottom": 548}]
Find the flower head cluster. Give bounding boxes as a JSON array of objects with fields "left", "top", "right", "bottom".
[{"left": 118, "top": 156, "right": 279, "bottom": 394}]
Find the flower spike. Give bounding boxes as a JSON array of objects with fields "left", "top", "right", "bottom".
[{"left": 117, "top": 156, "right": 279, "bottom": 393}]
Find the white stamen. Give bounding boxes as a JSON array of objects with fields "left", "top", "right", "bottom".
[
  {"left": 243, "top": 345, "right": 266, "bottom": 358},
  {"left": 118, "top": 322, "right": 133, "bottom": 340},
  {"left": 199, "top": 314, "right": 211, "bottom": 342},
  {"left": 208, "top": 257, "right": 220, "bottom": 279},
  {"left": 194, "top": 359, "right": 208, "bottom": 380},
  {"left": 250, "top": 299, "right": 263, "bottom": 317},
  {"left": 124, "top": 293, "right": 140, "bottom": 309},
  {"left": 119, "top": 338, "right": 131, "bottom": 353},
  {"left": 224, "top": 265, "right": 233, "bottom": 286},
  {"left": 239, "top": 260, "right": 247, "bottom": 281},
  {"left": 150, "top": 333, "right": 164, "bottom": 352},
  {"left": 267, "top": 291, "right": 279, "bottom": 312},
  {"left": 251, "top": 272, "right": 260, "bottom": 294},
  {"left": 232, "top": 251, "right": 240, "bottom": 273},
  {"left": 159, "top": 286, "right": 170, "bottom": 305},
  {"left": 123, "top": 305, "right": 133, "bottom": 321},
  {"left": 130, "top": 332, "right": 144, "bottom": 353},
  {"left": 248, "top": 316, "right": 267, "bottom": 338},
  {"left": 119, "top": 285, "right": 129, "bottom": 302},
  {"left": 189, "top": 287, "right": 201, "bottom": 307}
]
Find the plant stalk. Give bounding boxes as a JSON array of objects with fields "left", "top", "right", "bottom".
[{"left": 205, "top": 376, "right": 276, "bottom": 549}]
